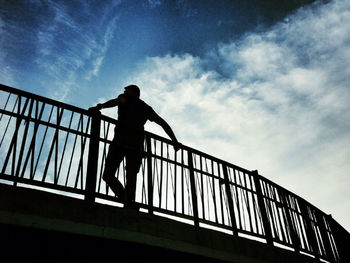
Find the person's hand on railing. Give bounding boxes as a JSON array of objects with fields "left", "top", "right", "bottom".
[
  {"left": 173, "top": 141, "right": 182, "bottom": 152},
  {"left": 88, "top": 104, "right": 103, "bottom": 112}
]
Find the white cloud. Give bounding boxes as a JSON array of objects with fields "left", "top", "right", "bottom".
[{"left": 126, "top": 0, "right": 350, "bottom": 229}]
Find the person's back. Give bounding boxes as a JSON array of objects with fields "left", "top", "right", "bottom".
[{"left": 115, "top": 93, "right": 155, "bottom": 149}]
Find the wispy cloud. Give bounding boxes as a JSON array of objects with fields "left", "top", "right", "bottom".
[
  {"left": 32, "top": 0, "right": 120, "bottom": 101},
  {"left": 0, "top": 10, "right": 18, "bottom": 87},
  {"left": 85, "top": 15, "right": 118, "bottom": 80},
  {"left": 127, "top": 0, "right": 350, "bottom": 228},
  {"left": 146, "top": 0, "right": 162, "bottom": 9}
]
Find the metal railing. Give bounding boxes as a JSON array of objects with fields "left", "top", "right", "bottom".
[{"left": 0, "top": 84, "right": 347, "bottom": 262}]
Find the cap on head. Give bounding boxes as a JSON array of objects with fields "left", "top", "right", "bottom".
[{"left": 124, "top": 84, "right": 140, "bottom": 98}]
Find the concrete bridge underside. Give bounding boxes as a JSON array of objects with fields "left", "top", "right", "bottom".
[{"left": 0, "top": 184, "right": 317, "bottom": 263}]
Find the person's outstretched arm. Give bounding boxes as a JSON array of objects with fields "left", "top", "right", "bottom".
[
  {"left": 89, "top": 97, "right": 120, "bottom": 111},
  {"left": 151, "top": 112, "right": 180, "bottom": 151}
]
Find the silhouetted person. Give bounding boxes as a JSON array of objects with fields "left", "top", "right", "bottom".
[{"left": 89, "top": 85, "right": 179, "bottom": 208}]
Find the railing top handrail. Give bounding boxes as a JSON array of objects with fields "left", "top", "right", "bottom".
[{"left": 0, "top": 83, "right": 90, "bottom": 116}]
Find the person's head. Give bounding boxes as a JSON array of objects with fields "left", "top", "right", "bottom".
[{"left": 124, "top": 84, "right": 140, "bottom": 98}]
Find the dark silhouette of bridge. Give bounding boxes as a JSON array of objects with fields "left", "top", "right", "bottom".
[{"left": 0, "top": 84, "right": 349, "bottom": 262}]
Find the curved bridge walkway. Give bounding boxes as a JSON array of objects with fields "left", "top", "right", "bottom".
[{"left": 0, "top": 84, "right": 348, "bottom": 262}]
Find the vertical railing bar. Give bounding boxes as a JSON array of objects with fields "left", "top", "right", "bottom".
[
  {"left": 42, "top": 106, "right": 63, "bottom": 183},
  {"left": 33, "top": 103, "right": 52, "bottom": 179},
  {"left": 217, "top": 163, "right": 225, "bottom": 225},
  {"left": 141, "top": 157, "right": 147, "bottom": 204},
  {"left": 292, "top": 197, "right": 306, "bottom": 248},
  {"left": 265, "top": 183, "right": 279, "bottom": 241},
  {"left": 140, "top": 158, "right": 146, "bottom": 204},
  {"left": 165, "top": 144, "right": 169, "bottom": 210},
  {"left": 0, "top": 95, "right": 20, "bottom": 177},
  {"left": 211, "top": 159, "right": 219, "bottom": 224},
  {"left": 167, "top": 146, "right": 175, "bottom": 212},
  {"left": 274, "top": 185, "right": 286, "bottom": 242},
  {"left": 279, "top": 190, "right": 301, "bottom": 251},
  {"left": 248, "top": 173, "right": 259, "bottom": 234},
  {"left": 199, "top": 155, "right": 205, "bottom": 220},
  {"left": 315, "top": 211, "right": 335, "bottom": 261},
  {"left": 249, "top": 174, "right": 257, "bottom": 233},
  {"left": 16, "top": 99, "right": 34, "bottom": 178},
  {"left": 237, "top": 171, "right": 247, "bottom": 230},
  {"left": 300, "top": 201, "right": 320, "bottom": 259},
  {"left": 146, "top": 134, "right": 153, "bottom": 213},
  {"left": 0, "top": 96, "right": 18, "bottom": 149},
  {"left": 97, "top": 120, "right": 107, "bottom": 192},
  {"left": 267, "top": 184, "right": 282, "bottom": 242},
  {"left": 151, "top": 141, "right": 156, "bottom": 205},
  {"left": 74, "top": 114, "right": 84, "bottom": 188},
  {"left": 243, "top": 172, "right": 253, "bottom": 232},
  {"left": 30, "top": 100, "right": 39, "bottom": 179},
  {"left": 75, "top": 113, "right": 90, "bottom": 189},
  {"left": 57, "top": 111, "right": 74, "bottom": 183},
  {"left": 294, "top": 199, "right": 308, "bottom": 250},
  {"left": 252, "top": 188, "right": 264, "bottom": 235},
  {"left": 152, "top": 149, "right": 157, "bottom": 206},
  {"left": 80, "top": 114, "right": 91, "bottom": 189},
  {"left": 276, "top": 188, "right": 288, "bottom": 243},
  {"left": 152, "top": 141, "right": 159, "bottom": 207},
  {"left": 97, "top": 120, "right": 110, "bottom": 193},
  {"left": 11, "top": 95, "right": 21, "bottom": 180},
  {"left": 0, "top": 92, "right": 11, "bottom": 121},
  {"left": 158, "top": 141, "right": 163, "bottom": 208},
  {"left": 54, "top": 107, "right": 61, "bottom": 184},
  {"left": 232, "top": 169, "right": 242, "bottom": 230},
  {"left": 186, "top": 168, "right": 194, "bottom": 217},
  {"left": 181, "top": 148, "right": 185, "bottom": 215},
  {"left": 222, "top": 164, "right": 238, "bottom": 236},
  {"left": 15, "top": 98, "right": 34, "bottom": 179},
  {"left": 20, "top": 99, "right": 45, "bottom": 180},
  {"left": 205, "top": 169, "right": 211, "bottom": 221},
  {"left": 325, "top": 216, "right": 340, "bottom": 262},
  {"left": 252, "top": 170, "right": 273, "bottom": 245},
  {"left": 278, "top": 188, "right": 294, "bottom": 244},
  {"left": 85, "top": 111, "right": 100, "bottom": 202},
  {"left": 174, "top": 145, "right": 177, "bottom": 213},
  {"left": 205, "top": 158, "right": 210, "bottom": 221},
  {"left": 188, "top": 150, "right": 199, "bottom": 227},
  {"left": 65, "top": 115, "right": 81, "bottom": 187},
  {"left": 79, "top": 113, "right": 85, "bottom": 189}
]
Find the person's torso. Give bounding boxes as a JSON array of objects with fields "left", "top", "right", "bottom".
[{"left": 115, "top": 95, "right": 153, "bottom": 148}]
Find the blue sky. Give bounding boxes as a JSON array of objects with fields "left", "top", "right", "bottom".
[{"left": 1, "top": 0, "right": 350, "bottom": 230}]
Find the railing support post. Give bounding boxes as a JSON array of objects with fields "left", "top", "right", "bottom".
[
  {"left": 85, "top": 111, "right": 101, "bottom": 202},
  {"left": 278, "top": 190, "right": 301, "bottom": 252},
  {"left": 328, "top": 214, "right": 349, "bottom": 263},
  {"left": 314, "top": 210, "right": 336, "bottom": 262},
  {"left": 222, "top": 164, "right": 238, "bottom": 236},
  {"left": 188, "top": 151, "right": 199, "bottom": 227},
  {"left": 299, "top": 200, "right": 320, "bottom": 260},
  {"left": 252, "top": 170, "right": 273, "bottom": 245},
  {"left": 146, "top": 134, "right": 153, "bottom": 214}
]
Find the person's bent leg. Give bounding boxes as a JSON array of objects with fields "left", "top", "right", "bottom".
[{"left": 102, "top": 144, "right": 125, "bottom": 201}]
